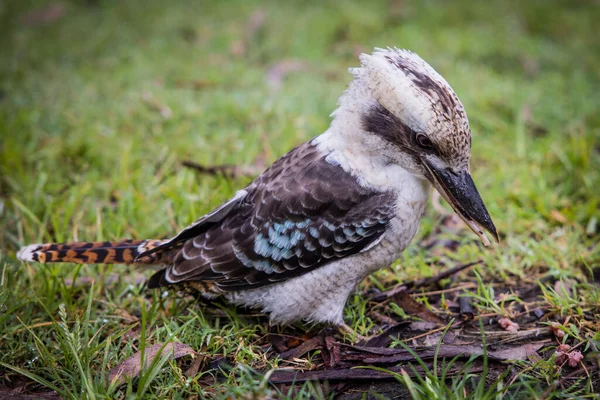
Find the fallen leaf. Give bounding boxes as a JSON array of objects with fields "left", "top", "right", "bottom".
[
  {"left": 278, "top": 336, "right": 322, "bottom": 360},
  {"left": 490, "top": 342, "right": 546, "bottom": 361},
  {"left": 393, "top": 292, "right": 444, "bottom": 325},
  {"left": 554, "top": 280, "right": 573, "bottom": 297},
  {"left": 268, "top": 334, "right": 290, "bottom": 353},
  {"left": 368, "top": 310, "right": 398, "bottom": 326},
  {"left": 268, "top": 333, "right": 306, "bottom": 354},
  {"left": 109, "top": 342, "right": 197, "bottom": 385},
  {"left": 184, "top": 355, "right": 205, "bottom": 377},
  {"left": 322, "top": 336, "right": 341, "bottom": 368}
]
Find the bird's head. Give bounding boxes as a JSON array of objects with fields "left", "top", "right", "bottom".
[{"left": 338, "top": 47, "right": 498, "bottom": 245}]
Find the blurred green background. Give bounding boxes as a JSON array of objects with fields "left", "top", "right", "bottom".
[{"left": 1, "top": 0, "right": 599, "bottom": 398}]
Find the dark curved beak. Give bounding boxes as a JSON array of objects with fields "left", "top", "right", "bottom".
[{"left": 424, "top": 161, "right": 499, "bottom": 246}]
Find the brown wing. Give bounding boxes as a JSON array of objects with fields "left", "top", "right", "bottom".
[{"left": 147, "top": 142, "right": 396, "bottom": 291}]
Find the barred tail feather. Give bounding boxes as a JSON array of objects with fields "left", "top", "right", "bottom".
[{"left": 17, "top": 239, "right": 168, "bottom": 265}]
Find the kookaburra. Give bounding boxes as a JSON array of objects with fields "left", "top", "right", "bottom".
[{"left": 17, "top": 48, "right": 497, "bottom": 329}]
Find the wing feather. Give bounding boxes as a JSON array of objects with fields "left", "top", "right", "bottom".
[{"left": 148, "top": 142, "right": 397, "bottom": 290}]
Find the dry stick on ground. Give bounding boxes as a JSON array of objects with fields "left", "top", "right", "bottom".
[
  {"left": 269, "top": 341, "right": 547, "bottom": 384},
  {"left": 268, "top": 363, "right": 486, "bottom": 384},
  {"left": 369, "top": 310, "right": 399, "bottom": 326},
  {"left": 370, "top": 260, "right": 482, "bottom": 302},
  {"left": 410, "top": 283, "right": 478, "bottom": 298},
  {"left": 400, "top": 323, "right": 460, "bottom": 344}
]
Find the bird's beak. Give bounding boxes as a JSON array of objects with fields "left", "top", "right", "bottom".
[{"left": 424, "top": 160, "right": 499, "bottom": 246}]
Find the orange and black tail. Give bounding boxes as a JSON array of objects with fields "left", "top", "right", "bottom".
[{"left": 16, "top": 239, "right": 169, "bottom": 265}]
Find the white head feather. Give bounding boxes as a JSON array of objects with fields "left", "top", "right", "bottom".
[{"left": 319, "top": 47, "right": 472, "bottom": 178}]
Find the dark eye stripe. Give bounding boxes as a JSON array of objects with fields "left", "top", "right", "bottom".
[
  {"left": 361, "top": 102, "right": 416, "bottom": 146},
  {"left": 362, "top": 102, "right": 438, "bottom": 156}
]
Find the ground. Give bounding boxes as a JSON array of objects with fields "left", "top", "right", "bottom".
[{"left": 1, "top": 0, "right": 599, "bottom": 398}]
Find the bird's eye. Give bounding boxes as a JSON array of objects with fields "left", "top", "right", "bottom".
[{"left": 416, "top": 133, "right": 433, "bottom": 149}]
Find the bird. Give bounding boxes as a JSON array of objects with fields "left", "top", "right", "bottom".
[{"left": 17, "top": 47, "right": 498, "bottom": 334}]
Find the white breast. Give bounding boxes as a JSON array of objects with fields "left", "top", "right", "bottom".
[{"left": 226, "top": 162, "right": 431, "bottom": 325}]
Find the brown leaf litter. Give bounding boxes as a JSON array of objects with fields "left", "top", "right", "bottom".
[{"left": 108, "top": 342, "right": 198, "bottom": 386}]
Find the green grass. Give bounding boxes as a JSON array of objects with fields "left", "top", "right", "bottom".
[{"left": 1, "top": 0, "right": 599, "bottom": 398}]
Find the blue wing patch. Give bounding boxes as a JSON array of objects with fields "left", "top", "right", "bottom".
[{"left": 150, "top": 142, "right": 398, "bottom": 290}]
